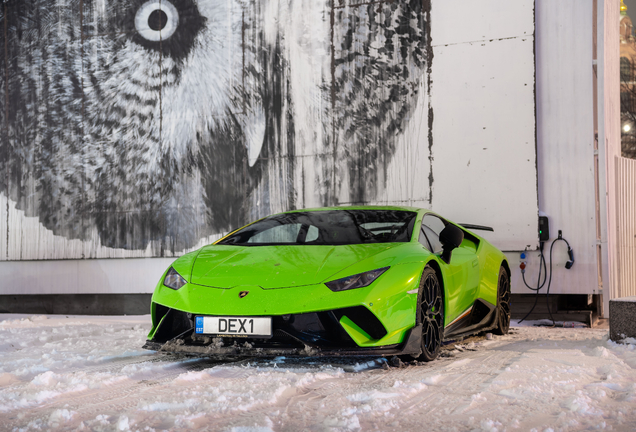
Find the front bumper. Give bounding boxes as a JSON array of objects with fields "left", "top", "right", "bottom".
[
  {"left": 143, "top": 305, "right": 423, "bottom": 358},
  {"left": 149, "top": 262, "right": 424, "bottom": 349}
]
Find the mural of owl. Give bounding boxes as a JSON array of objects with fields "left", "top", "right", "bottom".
[{"left": 0, "top": 0, "right": 428, "bottom": 256}]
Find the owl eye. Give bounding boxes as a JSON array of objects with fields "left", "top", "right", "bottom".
[
  {"left": 135, "top": 0, "right": 179, "bottom": 41},
  {"left": 130, "top": 0, "right": 205, "bottom": 61}
]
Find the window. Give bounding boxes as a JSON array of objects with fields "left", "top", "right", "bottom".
[
  {"left": 422, "top": 214, "right": 446, "bottom": 235},
  {"left": 621, "top": 57, "right": 632, "bottom": 82},
  {"left": 306, "top": 225, "right": 319, "bottom": 242},
  {"left": 418, "top": 229, "right": 432, "bottom": 251},
  {"left": 218, "top": 210, "right": 417, "bottom": 246},
  {"left": 247, "top": 224, "right": 302, "bottom": 244},
  {"left": 419, "top": 214, "right": 447, "bottom": 254}
]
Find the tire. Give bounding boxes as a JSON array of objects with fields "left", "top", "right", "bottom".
[
  {"left": 416, "top": 266, "right": 444, "bottom": 361},
  {"left": 493, "top": 265, "right": 511, "bottom": 335}
]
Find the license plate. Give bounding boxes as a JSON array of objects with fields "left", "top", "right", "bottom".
[{"left": 195, "top": 316, "right": 272, "bottom": 337}]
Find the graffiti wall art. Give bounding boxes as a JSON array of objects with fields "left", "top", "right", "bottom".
[{"left": 0, "top": 0, "right": 430, "bottom": 258}]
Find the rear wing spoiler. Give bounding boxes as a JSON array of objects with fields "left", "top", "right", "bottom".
[{"left": 458, "top": 223, "right": 494, "bottom": 232}]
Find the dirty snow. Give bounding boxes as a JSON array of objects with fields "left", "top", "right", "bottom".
[{"left": 0, "top": 315, "right": 635, "bottom": 431}]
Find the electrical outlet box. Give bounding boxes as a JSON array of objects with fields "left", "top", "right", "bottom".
[{"left": 539, "top": 216, "right": 549, "bottom": 241}]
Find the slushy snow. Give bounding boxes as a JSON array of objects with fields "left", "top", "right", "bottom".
[{"left": 0, "top": 314, "right": 635, "bottom": 431}]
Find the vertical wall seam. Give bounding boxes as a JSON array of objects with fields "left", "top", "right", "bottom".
[
  {"left": 80, "top": 0, "right": 86, "bottom": 260},
  {"left": 4, "top": 2, "right": 9, "bottom": 258},
  {"left": 159, "top": 0, "right": 165, "bottom": 257},
  {"left": 424, "top": 0, "right": 433, "bottom": 206},
  {"left": 241, "top": 10, "right": 247, "bottom": 206},
  {"left": 3, "top": 1, "right": 7, "bottom": 132},
  {"left": 533, "top": 0, "right": 539, "bottom": 225},
  {"left": 330, "top": 0, "right": 337, "bottom": 204},
  {"left": 616, "top": 156, "right": 621, "bottom": 298}
]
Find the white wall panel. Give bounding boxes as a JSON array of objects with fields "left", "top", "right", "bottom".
[
  {"left": 431, "top": 0, "right": 534, "bottom": 46},
  {"left": 430, "top": 2, "right": 538, "bottom": 252},
  {"left": 521, "top": 0, "right": 598, "bottom": 295},
  {"left": 0, "top": 258, "right": 173, "bottom": 295}
]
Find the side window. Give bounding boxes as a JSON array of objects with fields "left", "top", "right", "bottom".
[
  {"left": 306, "top": 225, "right": 319, "bottom": 242},
  {"left": 421, "top": 214, "right": 447, "bottom": 254},
  {"left": 418, "top": 229, "right": 433, "bottom": 251}
]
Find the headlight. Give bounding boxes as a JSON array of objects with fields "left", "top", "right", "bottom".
[
  {"left": 325, "top": 267, "right": 389, "bottom": 292},
  {"left": 163, "top": 267, "right": 187, "bottom": 290}
]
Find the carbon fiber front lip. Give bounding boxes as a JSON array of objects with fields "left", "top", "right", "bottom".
[{"left": 142, "top": 324, "right": 422, "bottom": 358}]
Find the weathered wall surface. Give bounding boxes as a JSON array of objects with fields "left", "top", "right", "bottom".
[
  {"left": 429, "top": 1, "right": 536, "bottom": 252},
  {"left": 0, "top": 0, "right": 430, "bottom": 258},
  {"left": 521, "top": 0, "right": 599, "bottom": 296},
  {"left": 512, "top": 0, "right": 621, "bottom": 301},
  {"left": 0, "top": 0, "right": 538, "bottom": 294}
]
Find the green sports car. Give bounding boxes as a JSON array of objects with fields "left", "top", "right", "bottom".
[{"left": 143, "top": 206, "right": 511, "bottom": 361}]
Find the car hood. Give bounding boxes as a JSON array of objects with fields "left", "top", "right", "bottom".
[{"left": 189, "top": 243, "right": 404, "bottom": 289}]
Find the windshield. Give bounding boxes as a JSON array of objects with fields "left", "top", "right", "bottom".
[{"left": 217, "top": 210, "right": 417, "bottom": 246}]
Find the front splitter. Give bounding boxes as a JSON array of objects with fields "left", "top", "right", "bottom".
[{"left": 143, "top": 324, "right": 423, "bottom": 358}]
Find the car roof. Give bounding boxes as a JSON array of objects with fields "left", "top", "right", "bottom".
[{"left": 282, "top": 205, "right": 428, "bottom": 213}]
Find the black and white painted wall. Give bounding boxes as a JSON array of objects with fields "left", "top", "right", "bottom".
[
  {"left": 0, "top": 0, "right": 538, "bottom": 267},
  {"left": 1, "top": 0, "right": 433, "bottom": 257}
]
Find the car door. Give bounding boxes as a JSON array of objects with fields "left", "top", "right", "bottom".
[{"left": 419, "top": 213, "right": 480, "bottom": 326}]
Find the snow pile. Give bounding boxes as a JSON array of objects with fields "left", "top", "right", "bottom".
[{"left": 1, "top": 314, "right": 635, "bottom": 431}]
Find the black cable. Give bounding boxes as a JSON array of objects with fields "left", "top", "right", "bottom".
[
  {"left": 518, "top": 236, "right": 573, "bottom": 326},
  {"left": 544, "top": 240, "right": 558, "bottom": 325},
  {"left": 521, "top": 241, "right": 547, "bottom": 291},
  {"left": 518, "top": 242, "right": 546, "bottom": 324},
  {"left": 520, "top": 240, "right": 556, "bottom": 325},
  {"left": 518, "top": 242, "right": 545, "bottom": 324},
  {"left": 545, "top": 237, "right": 571, "bottom": 326}
]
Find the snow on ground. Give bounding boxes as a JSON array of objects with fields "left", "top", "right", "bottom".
[{"left": 0, "top": 315, "right": 635, "bottom": 432}]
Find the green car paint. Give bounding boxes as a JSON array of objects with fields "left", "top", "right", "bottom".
[{"left": 148, "top": 206, "right": 508, "bottom": 349}]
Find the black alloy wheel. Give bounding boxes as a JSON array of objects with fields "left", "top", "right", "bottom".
[
  {"left": 416, "top": 266, "right": 444, "bottom": 361},
  {"left": 493, "top": 265, "right": 511, "bottom": 335}
]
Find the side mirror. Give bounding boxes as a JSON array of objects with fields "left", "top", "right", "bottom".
[{"left": 439, "top": 224, "right": 464, "bottom": 264}]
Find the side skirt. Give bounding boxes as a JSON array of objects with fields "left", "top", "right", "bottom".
[{"left": 443, "top": 298, "right": 497, "bottom": 340}]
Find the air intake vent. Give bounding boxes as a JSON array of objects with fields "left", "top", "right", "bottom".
[{"left": 335, "top": 306, "right": 387, "bottom": 340}]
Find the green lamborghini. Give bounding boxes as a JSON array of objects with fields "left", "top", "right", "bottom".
[{"left": 143, "top": 206, "right": 511, "bottom": 361}]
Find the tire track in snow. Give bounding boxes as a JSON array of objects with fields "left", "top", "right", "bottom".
[
  {"left": 256, "top": 347, "right": 510, "bottom": 430},
  {"left": 402, "top": 350, "right": 517, "bottom": 405},
  {"left": 191, "top": 339, "right": 513, "bottom": 430},
  {"left": 0, "top": 353, "right": 170, "bottom": 396},
  {"left": 366, "top": 350, "right": 518, "bottom": 430},
  {"left": 4, "top": 356, "right": 244, "bottom": 430}
]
